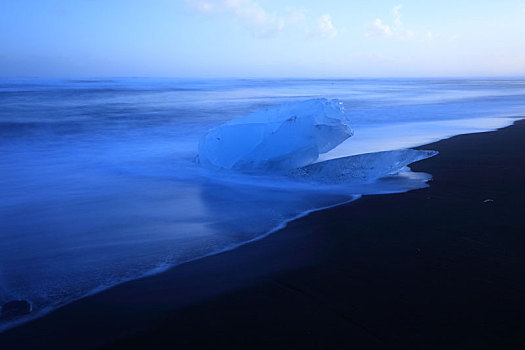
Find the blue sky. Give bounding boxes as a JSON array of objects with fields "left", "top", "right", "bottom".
[{"left": 1, "top": 0, "right": 525, "bottom": 77}]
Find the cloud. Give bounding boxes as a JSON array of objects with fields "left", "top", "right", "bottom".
[
  {"left": 392, "top": 4, "right": 403, "bottom": 27},
  {"left": 307, "top": 14, "right": 338, "bottom": 39},
  {"left": 285, "top": 7, "right": 307, "bottom": 24},
  {"left": 316, "top": 14, "right": 338, "bottom": 39},
  {"left": 185, "top": 0, "right": 286, "bottom": 37},
  {"left": 366, "top": 4, "right": 414, "bottom": 39},
  {"left": 190, "top": 1, "right": 214, "bottom": 13},
  {"left": 366, "top": 18, "right": 392, "bottom": 38},
  {"left": 186, "top": 1, "right": 336, "bottom": 40}
]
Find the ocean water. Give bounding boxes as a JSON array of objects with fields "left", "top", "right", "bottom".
[{"left": 0, "top": 78, "right": 524, "bottom": 331}]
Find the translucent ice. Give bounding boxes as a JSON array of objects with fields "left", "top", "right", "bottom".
[
  {"left": 198, "top": 99, "right": 353, "bottom": 172},
  {"left": 289, "top": 149, "right": 438, "bottom": 184}
]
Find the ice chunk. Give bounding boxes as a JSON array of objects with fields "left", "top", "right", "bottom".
[
  {"left": 289, "top": 149, "right": 438, "bottom": 184},
  {"left": 198, "top": 99, "right": 353, "bottom": 172}
]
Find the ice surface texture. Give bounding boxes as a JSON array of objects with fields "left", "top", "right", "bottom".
[
  {"left": 198, "top": 99, "right": 353, "bottom": 172},
  {"left": 289, "top": 149, "right": 438, "bottom": 184}
]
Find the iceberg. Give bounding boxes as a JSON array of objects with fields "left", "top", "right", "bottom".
[
  {"left": 289, "top": 149, "right": 438, "bottom": 184},
  {"left": 198, "top": 99, "right": 353, "bottom": 172}
]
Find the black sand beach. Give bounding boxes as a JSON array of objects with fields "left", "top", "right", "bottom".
[{"left": 1, "top": 119, "right": 525, "bottom": 349}]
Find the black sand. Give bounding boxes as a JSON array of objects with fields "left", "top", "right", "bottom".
[{"left": 1, "top": 119, "right": 525, "bottom": 349}]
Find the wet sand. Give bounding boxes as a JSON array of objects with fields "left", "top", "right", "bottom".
[{"left": 1, "top": 119, "right": 525, "bottom": 349}]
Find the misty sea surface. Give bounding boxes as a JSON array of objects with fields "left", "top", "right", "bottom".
[{"left": 1, "top": 78, "right": 524, "bottom": 331}]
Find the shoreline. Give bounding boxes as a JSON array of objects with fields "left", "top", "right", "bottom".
[
  {"left": 0, "top": 116, "right": 518, "bottom": 335},
  {"left": 2, "top": 119, "right": 525, "bottom": 349}
]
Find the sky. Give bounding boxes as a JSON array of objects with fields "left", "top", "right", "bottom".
[{"left": 1, "top": 0, "right": 525, "bottom": 78}]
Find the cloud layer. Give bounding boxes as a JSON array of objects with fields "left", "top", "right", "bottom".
[
  {"left": 317, "top": 14, "right": 338, "bottom": 39},
  {"left": 186, "top": 0, "right": 337, "bottom": 39},
  {"left": 366, "top": 4, "right": 414, "bottom": 39},
  {"left": 186, "top": 0, "right": 284, "bottom": 36}
]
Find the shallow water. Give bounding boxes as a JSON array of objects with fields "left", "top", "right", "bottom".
[{"left": 0, "top": 78, "right": 524, "bottom": 331}]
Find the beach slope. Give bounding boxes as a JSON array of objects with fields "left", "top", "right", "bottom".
[{"left": 1, "top": 119, "right": 525, "bottom": 349}]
